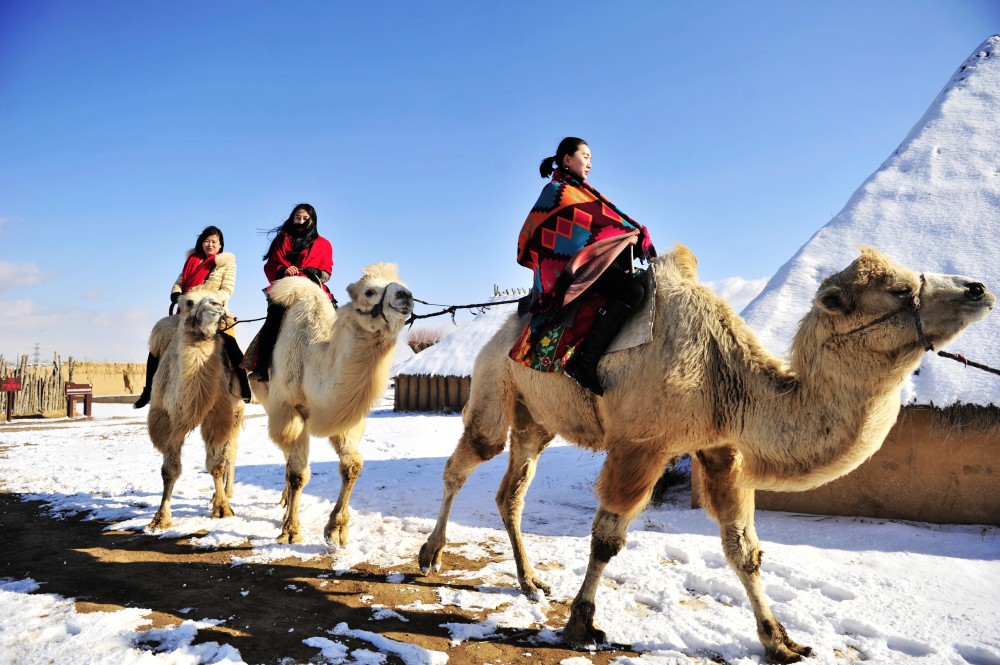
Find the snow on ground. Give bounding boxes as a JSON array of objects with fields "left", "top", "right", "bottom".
[{"left": 1, "top": 402, "right": 998, "bottom": 664}]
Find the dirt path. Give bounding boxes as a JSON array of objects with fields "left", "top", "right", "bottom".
[{"left": 0, "top": 491, "right": 641, "bottom": 664}]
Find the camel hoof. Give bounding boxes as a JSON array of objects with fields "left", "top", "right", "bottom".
[
  {"left": 418, "top": 540, "right": 444, "bottom": 575},
  {"left": 563, "top": 620, "right": 605, "bottom": 650},
  {"left": 564, "top": 600, "right": 605, "bottom": 649},
  {"left": 323, "top": 524, "right": 349, "bottom": 548},
  {"left": 212, "top": 505, "right": 234, "bottom": 519},
  {"left": 147, "top": 513, "right": 172, "bottom": 531},
  {"left": 765, "top": 642, "right": 812, "bottom": 664},
  {"left": 276, "top": 530, "right": 302, "bottom": 544},
  {"left": 520, "top": 575, "right": 551, "bottom": 599}
]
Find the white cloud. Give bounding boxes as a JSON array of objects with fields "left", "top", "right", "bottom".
[
  {"left": 0, "top": 261, "right": 48, "bottom": 289},
  {"left": 704, "top": 276, "right": 770, "bottom": 313}
]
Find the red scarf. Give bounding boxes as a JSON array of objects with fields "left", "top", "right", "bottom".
[{"left": 179, "top": 254, "right": 216, "bottom": 293}]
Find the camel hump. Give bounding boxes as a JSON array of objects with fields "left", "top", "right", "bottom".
[
  {"left": 149, "top": 315, "right": 180, "bottom": 356},
  {"left": 268, "top": 276, "right": 327, "bottom": 309},
  {"left": 666, "top": 243, "right": 699, "bottom": 281}
]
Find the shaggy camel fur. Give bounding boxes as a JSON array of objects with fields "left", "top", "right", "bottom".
[
  {"left": 251, "top": 263, "right": 413, "bottom": 545},
  {"left": 147, "top": 289, "right": 245, "bottom": 530},
  {"left": 419, "top": 246, "right": 993, "bottom": 663}
]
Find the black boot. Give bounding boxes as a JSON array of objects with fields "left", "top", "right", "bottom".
[
  {"left": 564, "top": 300, "right": 635, "bottom": 396},
  {"left": 133, "top": 352, "right": 159, "bottom": 408},
  {"left": 250, "top": 302, "right": 286, "bottom": 382},
  {"left": 221, "top": 334, "right": 252, "bottom": 403}
]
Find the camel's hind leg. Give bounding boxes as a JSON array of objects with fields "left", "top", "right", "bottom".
[
  {"left": 697, "top": 447, "right": 812, "bottom": 664},
  {"left": 419, "top": 396, "right": 513, "bottom": 575},
  {"left": 269, "top": 401, "right": 310, "bottom": 543},
  {"left": 201, "top": 401, "right": 243, "bottom": 519},
  {"left": 564, "top": 442, "right": 675, "bottom": 648},
  {"left": 496, "top": 398, "right": 554, "bottom": 597},
  {"left": 148, "top": 406, "right": 183, "bottom": 531},
  {"left": 324, "top": 420, "right": 367, "bottom": 547}
]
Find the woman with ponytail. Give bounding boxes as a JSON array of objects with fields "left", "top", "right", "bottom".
[
  {"left": 511, "top": 137, "right": 656, "bottom": 396},
  {"left": 249, "top": 203, "right": 334, "bottom": 382}
]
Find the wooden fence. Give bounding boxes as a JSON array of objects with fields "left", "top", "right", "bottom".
[
  {"left": 0, "top": 354, "right": 78, "bottom": 416},
  {"left": 394, "top": 374, "right": 470, "bottom": 412}
]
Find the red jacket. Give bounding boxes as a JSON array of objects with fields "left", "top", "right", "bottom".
[{"left": 263, "top": 233, "right": 334, "bottom": 297}]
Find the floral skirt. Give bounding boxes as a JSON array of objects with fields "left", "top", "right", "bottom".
[{"left": 508, "top": 294, "right": 608, "bottom": 372}]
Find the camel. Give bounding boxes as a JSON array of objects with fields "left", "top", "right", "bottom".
[
  {"left": 147, "top": 288, "right": 246, "bottom": 530},
  {"left": 418, "top": 246, "right": 994, "bottom": 663},
  {"left": 251, "top": 263, "right": 413, "bottom": 545}
]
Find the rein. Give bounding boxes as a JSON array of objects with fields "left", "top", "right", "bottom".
[
  {"left": 832, "top": 274, "right": 1000, "bottom": 377},
  {"left": 406, "top": 297, "right": 522, "bottom": 326}
]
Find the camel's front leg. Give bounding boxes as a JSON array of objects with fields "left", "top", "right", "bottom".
[
  {"left": 148, "top": 407, "right": 182, "bottom": 531},
  {"left": 419, "top": 420, "right": 508, "bottom": 575},
  {"left": 201, "top": 402, "right": 243, "bottom": 518},
  {"left": 697, "top": 448, "right": 812, "bottom": 664},
  {"left": 496, "top": 399, "right": 553, "bottom": 597},
  {"left": 565, "top": 444, "right": 673, "bottom": 648},
  {"left": 325, "top": 421, "right": 367, "bottom": 547}
]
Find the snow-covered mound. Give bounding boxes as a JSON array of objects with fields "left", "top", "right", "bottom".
[{"left": 742, "top": 35, "right": 1000, "bottom": 408}]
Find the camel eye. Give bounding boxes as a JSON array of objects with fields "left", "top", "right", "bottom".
[
  {"left": 364, "top": 289, "right": 376, "bottom": 298},
  {"left": 890, "top": 288, "right": 913, "bottom": 299}
]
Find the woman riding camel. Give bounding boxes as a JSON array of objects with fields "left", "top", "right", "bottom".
[
  {"left": 511, "top": 137, "right": 656, "bottom": 395},
  {"left": 249, "top": 203, "right": 334, "bottom": 382},
  {"left": 134, "top": 225, "right": 252, "bottom": 407}
]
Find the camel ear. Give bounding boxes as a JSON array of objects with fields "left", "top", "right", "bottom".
[
  {"left": 816, "top": 285, "right": 853, "bottom": 315},
  {"left": 346, "top": 280, "right": 359, "bottom": 301}
]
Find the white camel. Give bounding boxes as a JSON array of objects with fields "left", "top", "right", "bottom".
[
  {"left": 251, "top": 263, "right": 413, "bottom": 545},
  {"left": 147, "top": 288, "right": 245, "bottom": 530},
  {"left": 419, "top": 246, "right": 993, "bottom": 663}
]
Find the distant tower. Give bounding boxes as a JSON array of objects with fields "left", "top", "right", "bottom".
[{"left": 32, "top": 343, "right": 41, "bottom": 365}]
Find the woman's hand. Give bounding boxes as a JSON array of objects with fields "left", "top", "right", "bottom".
[{"left": 284, "top": 265, "right": 299, "bottom": 276}]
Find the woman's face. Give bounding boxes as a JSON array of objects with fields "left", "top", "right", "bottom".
[
  {"left": 562, "top": 144, "right": 591, "bottom": 180},
  {"left": 202, "top": 234, "right": 221, "bottom": 257},
  {"left": 292, "top": 208, "right": 312, "bottom": 227}
]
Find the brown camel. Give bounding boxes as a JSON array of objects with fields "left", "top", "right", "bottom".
[
  {"left": 251, "top": 263, "right": 413, "bottom": 545},
  {"left": 419, "top": 246, "right": 993, "bottom": 663},
  {"left": 147, "top": 288, "right": 245, "bottom": 530}
]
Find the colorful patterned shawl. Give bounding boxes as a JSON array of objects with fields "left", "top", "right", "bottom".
[{"left": 510, "top": 170, "right": 655, "bottom": 371}]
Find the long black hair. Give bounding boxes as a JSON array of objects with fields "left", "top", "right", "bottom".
[
  {"left": 262, "top": 203, "right": 319, "bottom": 260},
  {"left": 539, "top": 136, "right": 588, "bottom": 178},
  {"left": 193, "top": 225, "right": 225, "bottom": 258}
]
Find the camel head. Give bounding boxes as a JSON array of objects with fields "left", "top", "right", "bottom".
[
  {"left": 800, "top": 247, "right": 993, "bottom": 369},
  {"left": 177, "top": 289, "right": 226, "bottom": 341},
  {"left": 344, "top": 262, "right": 414, "bottom": 336}
]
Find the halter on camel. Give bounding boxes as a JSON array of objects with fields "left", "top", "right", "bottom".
[
  {"left": 357, "top": 282, "right": 405, "bottom": 323},
  {"left": 832, "top": 275, "right": 1000, "bottom": 376}
]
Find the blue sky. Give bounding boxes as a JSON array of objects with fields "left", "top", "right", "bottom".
[{"left": 0, "top": 1, "right": 996, "bottom": 361}]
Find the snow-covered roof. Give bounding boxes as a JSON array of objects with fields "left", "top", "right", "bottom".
[
  {"left": 393, "top": 297, "right": 519, "bottom": 377},
  {"left": 742, "top": 36, "right": 1000, "bottom": 408}
]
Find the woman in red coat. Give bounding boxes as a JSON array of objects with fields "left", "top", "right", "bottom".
[{"left": 250, "top": 203, "right": 334, "bottom": 381}]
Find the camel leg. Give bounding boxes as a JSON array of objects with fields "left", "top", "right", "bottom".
[
  {"left": 268, "top": 400, "right": 310, "bottom": 543},
  {"left": 419, "top": 419, "right": 510, "bottom": 575},
  {"left": 324, "top": 420, "right": 367, "bottom": 547},
  {"left": 565, "top": 443, "right": 673, "bottom": 647},
  {"left": 697, "top": 447, "right": 812, "bottom": 664},
  {"left": 200, "top": 401, "right": 242, "bottom": 519},
  {"left": 277, "top": 429, "right": 311, "bottom": 543},
  {"left": 148, "top": 406, "right": 182, "bottom": 531},
  {"left": 496, "top": 399, "right": 553, "bottom": 597}
]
